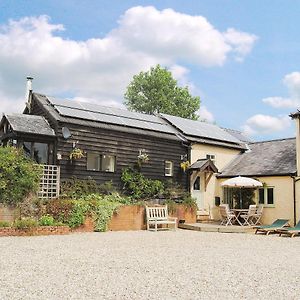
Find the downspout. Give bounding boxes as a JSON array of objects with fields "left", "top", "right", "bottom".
[
  {"left": 180, "top": 141, "right": 192, "bottom": 192},
  {"left": 292, "top": 175, "right": 300, "bottom": 226}
]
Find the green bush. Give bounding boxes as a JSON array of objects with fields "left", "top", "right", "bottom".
[
  {"left": 45, "top": 193, "right": 131, "bottom": 231},
  {"left": 121, "top": 168, "right": 164, "bottom": 199},
  {"left": 0, "top": 146, "right": 41, "bottom": 205},
  {"left": 39, "top": 215, "right": 55, "bottom": 226},
  {"left": 60, "top": 177, "right": 99, "bottom": 199},
  {"left": 13, "top": 218, "right": 38, "bottom": 230},
  {"left": 0, "top": 221, "right": 10, "bottom": 227}
]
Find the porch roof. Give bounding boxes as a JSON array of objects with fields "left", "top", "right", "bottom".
[
  {"left": 189, "top": 159, "right": 218, "bottom": 173},
  {"left": 1, "top": 114, "right": 55, "bottom": 137}
]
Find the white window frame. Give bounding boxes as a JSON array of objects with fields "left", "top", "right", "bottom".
[
  {"left": 258, "top": 186, "right": 275, "bottom": 207},
  {"left": 86, "top": 153, "right": 116, "bottom": 173},
  {"left": 165, "top": 160, "right": 173, "bottom": 177},
  {"left": 206, "top": 154, "right": 216, "bottom": 162}
]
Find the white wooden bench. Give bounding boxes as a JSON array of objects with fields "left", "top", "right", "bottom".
[{"left": 145, "top": 205, "right": 177, "bottom": 231}]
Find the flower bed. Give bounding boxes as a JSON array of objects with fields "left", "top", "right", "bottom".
[{"left": 0, "top": 225, "right": 70, "bottom": 237}]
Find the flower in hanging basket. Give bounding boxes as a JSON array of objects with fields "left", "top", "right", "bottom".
[
  {"left": 180, "top": 160, "right": 190, "bottom": 172},
  {"left": 69, "top": 148, "right": 85, "bottom": 160},
  {"left": 137, "top": 153, "right": 149, "bottom": 167}
]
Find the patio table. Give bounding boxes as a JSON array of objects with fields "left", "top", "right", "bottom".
[{"left": 232, "top": 209, "right": 249, "bottom": 226}]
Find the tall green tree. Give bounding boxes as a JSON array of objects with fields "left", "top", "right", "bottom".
[{"left": 124, "top": 65, "right": 200, "bottom": 120}]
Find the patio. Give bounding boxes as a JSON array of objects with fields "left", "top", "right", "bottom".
[{"left": 0, "top": 230, "right": 299, "bottom": 299}]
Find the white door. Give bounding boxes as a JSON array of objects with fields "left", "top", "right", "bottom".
[{"left": 191, "top": 175, "right": 204, "bottom": 210}]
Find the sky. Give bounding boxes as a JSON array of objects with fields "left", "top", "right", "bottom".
[{"left": 0, "top": 0, "right": 300, "bottom": 141}]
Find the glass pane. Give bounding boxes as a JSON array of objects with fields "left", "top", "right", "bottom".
[
  {"left": 193, "top": 176, "right": 200, "bottom": 190},
  {"left": 267, "top": 188, "right": 274, "bottom": 205},
  {"left": 87, "top": 153, "right": 100, "bottom": 171},
  {"left": 23, "top": 142, "right": 32, "bottom": 159},
  {"left": 165, "top": 161, "right": 173, "bottom": 176},
  {"left": 33, "top": 143, "right": 48, "bottom": 164},
  {"left": 259, "top": 189, "right": 264, "bottom": 204},
  {"left": 101, "top": 155, "right": 115, "bottom": 172}
]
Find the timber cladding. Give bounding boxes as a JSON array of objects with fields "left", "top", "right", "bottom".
[{"left": 56, "top": 122, "right": 188, "bottom": 188}]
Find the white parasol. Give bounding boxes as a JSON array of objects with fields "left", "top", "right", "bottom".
[{"left": 221, "top": 176, "right": 263, "bottom": 208}]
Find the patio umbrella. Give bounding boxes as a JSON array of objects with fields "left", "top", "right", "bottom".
[{"left": 221, "top": 176, "right": 263, "bottom": 208}]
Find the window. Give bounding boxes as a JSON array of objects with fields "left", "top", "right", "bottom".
[
  {"left": 101, "top": 155, "right": 116, "bottom": 172},
  {"left": 193, "top": 176, "right": 200, "bottom": 190},
  {"left": 86, "top": 153, "right": 116, "bottom": 172},
  {"left": 206, "top": 154, "right": 215, "bottom": 162},
  {"left": 165, "top": 161, "right": 173, "bottom": 177},
  {"left": 87, "top": 153, "right": 100, "bottom": 171},
  {"left": 258, "top": 187, "right": 274, "bottom": 206},
  {"left": 21, "top": 141, "right": 49, "bottom": 164}
]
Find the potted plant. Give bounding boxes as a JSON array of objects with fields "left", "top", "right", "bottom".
[
  {"left": 180, "top": 160, "right": 190, "bottom": 172},
  {"left": 69, "top": 147, "right": 85, "bottom": 160},
  {"left": 137, "top": 152, "right": 149, "bottom": 167}
]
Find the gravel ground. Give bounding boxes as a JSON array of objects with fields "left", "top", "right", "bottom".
[{"left": 0, "top": 230, "right": 299, "bottom": 300}]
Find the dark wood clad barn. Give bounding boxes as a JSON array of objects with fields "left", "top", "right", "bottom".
[{"left": 1, "top": 92, "right": 189, "bottom": 189}]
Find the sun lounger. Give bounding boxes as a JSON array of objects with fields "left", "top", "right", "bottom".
[
  {"left": 277, "top": 221, "right": 300, "bottom": 238},
  {"left": 254, "top": 219, "right": 290, "bottom": 235}
]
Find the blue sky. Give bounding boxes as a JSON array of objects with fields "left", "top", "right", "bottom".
[{"left": 0, "top": 0, "right": 299, "bottom": 140}]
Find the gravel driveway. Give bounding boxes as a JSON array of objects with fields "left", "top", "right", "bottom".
[{"left": 0, "top": 230, "right": 299, "bottom": 299}]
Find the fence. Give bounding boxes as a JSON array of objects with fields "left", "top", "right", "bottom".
[{"left": 37, "top": 165, "right": 60, "bottom": 199}]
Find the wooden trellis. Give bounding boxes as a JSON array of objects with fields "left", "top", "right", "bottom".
[{"left": 37, "top": 165, "right": 60, "bottom": 199}]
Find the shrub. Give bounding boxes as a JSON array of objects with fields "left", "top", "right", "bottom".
[
  {"left": 46, "top": 199, "right": 74, "bottom": 224},
  {"left": 19, "top": 194, "right": 45, "bottom": 219},
  {"left": 60, "top": 177, "right": 99, "bottom": 199},
  {"left": 39, "top": 215, "right": 55, "bottom": 226},
  {"left": 0, "top": 146, "right": 41, "bottom": 205},
  {"left": 13, "top": 218, "right": 38, "bottom": 230},
  {"left": 0, "top": 221, "right": 10, "bottom": 227},
  {"left": 98, "top": 180, "right": 117, "bottom": 195},
  {"left": 121, "top": 168, "right": 164, "bottom": 199}
]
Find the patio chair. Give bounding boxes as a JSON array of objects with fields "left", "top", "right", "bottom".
[
  {"left": 277, "top": 221, "right": 300, "bottom": 238},
  {"left": 254, "top": 219, "right": 290, "bottom": 235},
  {"left": 219, "top": 204, "right": 237, "bottom": 226},
  {"left": 252, "top": 204, "right": 264, "bottom": 225},
  {"left": 240, "top": 205, "right": 257, "bottom": 226}
]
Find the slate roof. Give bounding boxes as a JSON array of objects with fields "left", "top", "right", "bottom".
[
  {"left": 2, "top": 114, "right": 55, "bottom": 137},
  {"left": 189, "top": 159, "right": 218, "bottom": 173},
  {"left": 218, "top": 138, "right": 296, "bottom": 177}
]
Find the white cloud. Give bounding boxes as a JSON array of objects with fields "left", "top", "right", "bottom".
[
  {"left": 0, "top": 7, "right": 257, "bottom": 114},
  {"left": 262, "top": 71, "right": 300, "bottom": 109},
  {"left": 198, "top": 106, "right": 215, "bottom": 123},
  {"left": 242, "top": 114, "right": 291, "bottom": 136}
]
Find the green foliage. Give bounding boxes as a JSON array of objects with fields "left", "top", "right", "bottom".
[
  {"left": 163, "top": 180, "right": 186, "bottom": 200},
  {"left": 98, "top": 180, "right": 117, "bottom": 195},
  {"left": 39, "top": 215, "right": 55, "bottom": 226},
  {"left": 19, "top": 195, "right": 45, "bottom": 219},
  {"left": 60, "top": 177, "right": 99, "bottom": 199},
  {"left": 124, "top": 64, "right": 200, "bottom": 120},
  {"left": 0, "top": 146, "right": 41, "bottom": 205},
  {"left": 121, "top": 168, "right": 164, "bottom": 200},
  {"left": 13, "top": 218, "right": 38, "bottom": 230},
  {"left": 45, "top": 193, "right": 132, "bottom": 231},
  {"left": 46, "top": 199, "right": 74, "bottom": 224},
  {"left": 0, "top": 221, "right": 10, "bottom": 227}
]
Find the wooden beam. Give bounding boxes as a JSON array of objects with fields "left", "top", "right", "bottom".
[{"left": 204, "top": 171, "right": 214, "bottom": 191}]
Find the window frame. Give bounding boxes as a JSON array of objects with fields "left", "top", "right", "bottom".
[
  {"left": 86, "top": 152, "right": 116, "bottom": 173},
  {"left": 164, "top": 160, "right": 174, "bottom": 177},
  {"left": 206, "top": 154, "right": 216, "bottom": 162},
  {"left": 258, "top": 186, "right": 275, "bottom": 207}
]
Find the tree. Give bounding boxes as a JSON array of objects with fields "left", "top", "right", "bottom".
[
  {"left": 124, "top": 65, "right": 200, "bottom": 120},
  {"left": 0, "top": 146, "right": 41, "bottom": 205}
]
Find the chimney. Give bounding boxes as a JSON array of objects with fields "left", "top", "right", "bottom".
[{"left": 25, "top": 76, "right": 33, "bottom": 112}]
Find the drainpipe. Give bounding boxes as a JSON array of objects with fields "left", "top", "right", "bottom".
[{"left": 292, "top": 175, "right": 300, "bottom": 226}]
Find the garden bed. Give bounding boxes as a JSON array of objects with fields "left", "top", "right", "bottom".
[{"left": 0, "top": 225, "right": 70, "bottom": 237}]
